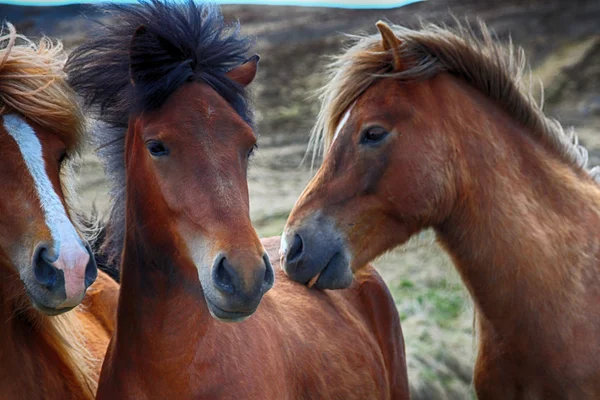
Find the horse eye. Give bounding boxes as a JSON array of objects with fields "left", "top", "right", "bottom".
[
  {"left": 58, "top": 151, "right": 67, "bottom": 164},
  {"left": 247, "top": 144, "right": 258, "bottom": 159},
  {"left": 146, "top": 140, "right": 169, "bottom": 157},
  {"left": 361, "top": 126, "right": 389, "bottom": 144}
]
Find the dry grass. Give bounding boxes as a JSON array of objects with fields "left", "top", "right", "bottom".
[{"left": 375, "top": 233, "right": 474, "bottom": 399}]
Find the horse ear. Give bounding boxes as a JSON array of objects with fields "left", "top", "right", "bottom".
[
  {"left": 376, "top": 21, "right": 402, "bottom": 71},
  {"left": 130, "top": 25, "right": 152, "bottom": 86},
  {"left": 129, "top": 25, "right": 192, "bottom": 87},
  {"left": 226, "top": 54, "right": 259, "bottom": 87}
]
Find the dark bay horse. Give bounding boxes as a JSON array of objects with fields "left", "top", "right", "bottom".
[
  {"left": 0, "top": 23, "right": 118, "bottom": 399},
  {"left": 281, "top": 20, "right": 600, "bottom": 398},
  {"left": 66, "top": 1, "right": 409, "bottom": 398}
]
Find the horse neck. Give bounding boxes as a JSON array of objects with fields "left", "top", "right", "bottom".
[
  {"left": 112, "top": 202, "right": 213, "bottom": 373},
  {"left": 0, "top": 260, "right": 95, "bottom": 400},
  {"left": 435, "top": 95, "right": 600, "bottom": 336}
]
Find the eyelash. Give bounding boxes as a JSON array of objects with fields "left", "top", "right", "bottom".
[{"left": 247, "top": 143, "right": 258, "bottom": 159}]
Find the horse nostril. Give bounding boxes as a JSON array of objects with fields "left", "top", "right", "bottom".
[
  {"left": 212, "top": 256, "right": 237, "bottom": 294},
  {"left": 33, "top": 246, "right": 59, "bottom": 291},
  {"left": 84, "top": 245, "right": 98, "bottom": 289},
  {"left": 286, "top": 234, "right": 304, "bottom": 263},
  {"left": 262, "top": 253, "right": 274, "bottom": 290}
]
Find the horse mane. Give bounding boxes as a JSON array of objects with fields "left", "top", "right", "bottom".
[
  {"left": 65, "top": 0, "right": 255, "bottom": 267},
  {"left": 0, "top": 22, "right": 85, "bottom": 153},
  {"left": 309, "top": 19, "right": 600, "bottom": 182},
  {"left": 40, "top": 313, "right": 98, "bottom": 398}
]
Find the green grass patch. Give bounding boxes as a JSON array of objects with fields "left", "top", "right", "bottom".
[{"left": 392, "top": 278, "right": 465, "bottom": 329}]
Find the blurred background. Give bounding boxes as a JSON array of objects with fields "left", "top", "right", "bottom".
[{"left": 3, "top": 0, "right": 599, "bottom": 397}]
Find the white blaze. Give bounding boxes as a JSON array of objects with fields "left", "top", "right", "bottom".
[
  {"left": 331, "top": 102, "right": 355, "bottom": 144},
  {"left": 3, "top": 114, "right": 89, "bottom": 305}
]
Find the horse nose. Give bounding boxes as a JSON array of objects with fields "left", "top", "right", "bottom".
[
  {"left": 212, "top": 253, "right": 274, "bottom": 300},
  {"left": 32, "top": 242, "right": 97, "bottom": 308},
  {"left": 282, "top": 226, "right": 353, "bottom": 289}
]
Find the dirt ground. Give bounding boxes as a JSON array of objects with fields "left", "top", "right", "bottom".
[{"left": 3, "top": 0, "right": 600, "bottom": 397}]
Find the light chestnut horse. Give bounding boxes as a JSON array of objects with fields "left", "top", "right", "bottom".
[
  {"left": 0, "top": 23, "right": 118, "bottom": 399},
  {"left": 66, "top": 1, "right": 409, "bottom": 398},
  {"left": 282, "top": 20, "right": 600, "bottom": 398}
]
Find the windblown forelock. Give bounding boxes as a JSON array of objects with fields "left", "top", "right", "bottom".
[
  {"left": 0, "top": 22, "right": 86, "bottom": 155},
  {"left": 309, "top": 19, "right": 600, "bottom": 183}
]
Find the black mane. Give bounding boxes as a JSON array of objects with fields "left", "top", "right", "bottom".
[
  {"left": 66, "top": 0, "right": 255, "bottom": 268},
  {"left": 66, "top": 0, "right": 254, "bottom": 127}
]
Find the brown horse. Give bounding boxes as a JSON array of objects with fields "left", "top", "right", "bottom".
[
  {"left": 281, "top": 20, "right": 600, "bottom": 398},
  {"left": 66, "top": 1, "right": 409, "bottom": 398},
  {"left": 0, "top": 23, "right": 118, "bottom": 399}
]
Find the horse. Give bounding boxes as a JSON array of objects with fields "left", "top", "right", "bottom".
[
  {"left": 280, "top": 19, "right": 600, "bottom": 398},
  {"left": 0, "top": 23, "right": 119, "bottom": 399},
  {"left": 65, "top": 1, "right": 410, "bottom": 398}
]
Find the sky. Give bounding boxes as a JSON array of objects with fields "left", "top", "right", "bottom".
[{"left": 0, "top": 0, "right": 423, "bottom": 9}]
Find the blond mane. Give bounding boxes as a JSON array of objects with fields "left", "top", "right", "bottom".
[
  {"left": 309, "top": 20, "right": 600, "bottom": 182},
  {"left": 40, "top": 313, "right": 98, "bottom": 399},
  {"left": 0, "top": 22, "right": 97, "bottom": 398},
  {"left": 0, "top": 22, "right": 84, "bottom": 152}
]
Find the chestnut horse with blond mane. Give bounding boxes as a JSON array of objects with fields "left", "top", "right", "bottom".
[
  {"left": 281, "top": 20, "right": 600, "bottom": 398},
  {"left": 0, "top": 23, "right": 118, "bottom": 399},
  {"left": 66, "top": 1, "right": 409, "bottom": 398}
]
